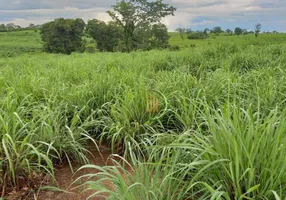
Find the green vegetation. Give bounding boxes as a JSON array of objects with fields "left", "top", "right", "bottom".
[
  {"left": 169, "top": 31, "right": 286, "bottom": 49},
  {"left": 235, "top": 27, "right": 244, "bottom": 36},
  {"left": 86, "top": 20, "right": 123, "bottom": 52},
  {"left": 0, "top": 31, "right": 42, "bottom": 58},
  {"left": 187, "top": 31, "right": 209, "bottom": 40},
  {"left": 38, "top": 0, "right": 175, "bottom": 54},
  {"left": 106, "top": 0, "right": 175, "bottom": 52},
  {"left": 0, "top": 23, "right": 41, "bottom": 32},
  {"left": 40, "top": 18, "right": 86, "bottom": 54},
  {"left": 2, "top": 30, "right": 284, "bottom": 59},
  {"left": 174, "top": 24, "right": 265, "bottom": 43},
  {"left": 0, "top": 29, "right": 286, "bottom": 198},
  {"left": 255, "top": 23, "right": 262, "bottom": 37}
]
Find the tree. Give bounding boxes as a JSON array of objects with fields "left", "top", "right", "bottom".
[
  {"left": 176, "top": 28, "right": 186, "bottom": 40},
  {"left": 6, "top": 23, "right": 16, "bottom": 31},
  {"left": 107, "top": 0, "right": 176, "bottom": 52},
  {"left": 186, "top": 29, "right": 193, "bottom": 34},
  {"left": 86, "top": 19, "right": 169, "bottom": 52},
  {"left": 234, "top": 27, "right": 243, "bottom": 36},
  {"left": 0, "top": 24, "right": 6, "bottom": 32},
  {"left": 150, "top": 23, "right": 170, "bottom": 49},
  {"left": 203, "top": 28, "right": 210, "bottom": 35},
  {"left": 86, "top": 19, "right": 123, "bottom": 52},
  {"left": 40, "top": 18, "right": 85, "bottom": 54},
  {"left": 255, "top": 23, "right": 262, "bottom": 37},
  {"left": 29, "top": 23, "right": 35, "bottom": 29},
  {"left": 243, "top": 29, "right": 248, "bottom": 35},
  {"left": 187, "top": 31, "right": 208, "bottom": 40},
  {"left": 225, "top": 29, "right": 233, "bottom": 35},
  {"left": 212, "top": 26, "right": 223, "bottom": 35}
]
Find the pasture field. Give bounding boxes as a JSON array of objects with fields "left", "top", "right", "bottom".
[
  {"left": 169, "top": 32, "right": 286, "bottom": 48},
  {"left": 0, "top": 31, "right": 286, "bottom": 199},
  {"left": 0, "top": 31, "right": 42, "bottom": 58}
]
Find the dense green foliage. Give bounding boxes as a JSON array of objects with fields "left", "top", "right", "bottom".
[
  {"left": 37, "top": 0, "right": 175, "bottom": 53},
  {"left": 0, "top": 30, "right": 286, "bottom": 199},
  {"left": 86, "top": 19, "right": 170, "bottom": 51},
  {"left": 40, "top": 18, "right": 86, "bottom": 54},
  {"left": 235, "top": 27, "right": 244, "bottom": 35},
  {"left": 106, "top": 0, "right": 176, "bottom": 52},
  {"left": 211, "top": 26, "right": 223, "bottom": 35},
  {"left": 149, "top": 23, "right": 170, "bottom": 49},
  {"left": 86, "top": 20, "right": 123, "bottom": 52}
]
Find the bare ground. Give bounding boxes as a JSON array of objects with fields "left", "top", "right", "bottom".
[{"left": 6, "top": 144, "right": 118, "bottom": 200}]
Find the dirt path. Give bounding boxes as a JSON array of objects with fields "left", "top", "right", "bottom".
[{"left": 31, "top": 144, "right": 115, "bottom": 200}]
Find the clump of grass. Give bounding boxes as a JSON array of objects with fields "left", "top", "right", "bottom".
[
  {"left": 179, "top": 104, "right": 286, "bottom": 199},
  {"left": 78, "top": 103, "right": 285, "bottom": 200},
  {"left": 0, "top": 89, "right": 97, "bottom": 190},
  {"left": 75, "top": 145, "right": 214, "bottom": 200}
]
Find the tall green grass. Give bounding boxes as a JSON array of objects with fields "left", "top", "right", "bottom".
[
  {"left": 78, "top": 104, "right": 285, "bottom": 199},
  {"left": 0, "top": 42, "right": 285, "bottom": 198}
]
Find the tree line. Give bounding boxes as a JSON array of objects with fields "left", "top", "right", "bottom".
[
  {"left": 175, "top": 23, "right": 280, "bottom": 41},
  {"left": 0, "top": 23, "right": 41, "bottom": 32},
  {"left": 40, "top": 0, "right": 176, "bottom": 54}
]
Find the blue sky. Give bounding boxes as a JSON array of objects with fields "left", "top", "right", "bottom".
[{"left": 0, "top": 0, "right": 285, "bottom": 32}]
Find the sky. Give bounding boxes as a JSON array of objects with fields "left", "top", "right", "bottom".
[{"left": 0, "top": 0, "right": 285, "bottom": 32}]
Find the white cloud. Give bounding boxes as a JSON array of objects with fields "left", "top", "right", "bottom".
[
  {"left": 0, "top": 17, "right": 53, "bottom": 26},
  {"left": 163, "top": 11, "right": 196, "bottom": 30},
  {"left": 0, "top": 0, "right": 285, "bottom": 31},
  {"left": 0, "top": 7, "right": 111, "bottom": 26}
]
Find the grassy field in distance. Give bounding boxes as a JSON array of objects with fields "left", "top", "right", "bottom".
[
  {"left": 0, "top": 30, "right": 42, "bottom": 57},
  {"left": 1, "top": 30, "right": 286, "bottom": 57},
  {"left": 169, "top": 31, "right": 286, "bottom": 48}
]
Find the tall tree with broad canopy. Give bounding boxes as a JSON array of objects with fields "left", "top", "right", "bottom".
[
  {"left": 203, "top": 28, "right": 210, "bottom": 34},
  {"left": 234, "top": 27, "right": 243, "bottom": 36},
  {"left": 212, "top": 26, "right": 223, "bottom": 35},
  {"left": 107, "top": 0, "right": 176, "bottom": 52},
  {"left": 40, "top": 18, "right": 85, "bottom": 54},
  {"left": 225, "top": 29, "right": 233, "bottom": 35}
]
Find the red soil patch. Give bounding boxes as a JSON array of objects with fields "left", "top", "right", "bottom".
[
  {"left": 36, "top": 144, "right": 114, "bottom": 200},
  {"left": 5, "top": 144, "right": 119, "bottom": 200}
]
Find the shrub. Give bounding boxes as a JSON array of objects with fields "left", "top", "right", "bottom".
[
  {"left": 78, "top": 105, "right": 286, "bottom": 200},
  {"left": 190, "top": 44, "right": 196, "bottom": 48},
  {"left": 193, "top": 105, "right": 286, "bottom": 199},
  {"left": 188, "top": 32, "right": 208, "bottom": 40},
  {"left": 152, "top": 56, "right": 177, "bottom": 71},
  {"left": 168, "top": 45, "right": 180, "bottom": 51},
  {"left": 85, "top": 44, "right": 97, "bottom": 53}
]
